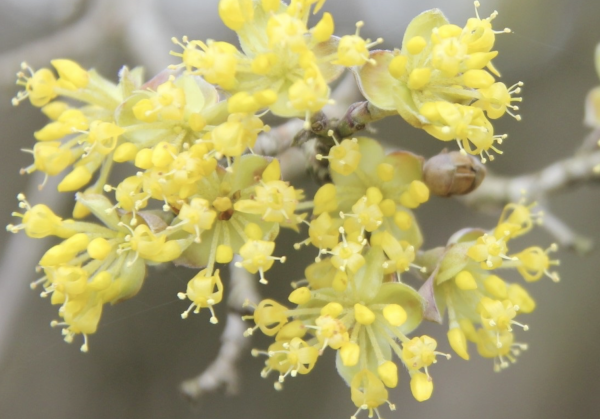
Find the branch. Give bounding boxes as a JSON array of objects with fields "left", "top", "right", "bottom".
[
  {"left": 460, "top": 148, "right": 600, "bottom": 253},
  {"left": 254, "top": 71, "right": 366, "bottom": 181},
  {"left": 335, "top": 101, "right": 396, "bottom": 138},
  {"left": 179, "top": 256, "right": 260, "bottom": 400},
  {"left": 253, "top": 71, "right": 362, "bottom": 158}
]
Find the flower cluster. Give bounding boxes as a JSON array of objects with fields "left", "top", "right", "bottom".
[
  {"left": 171, "top": 0, "right": 381, "bottom": 125},
  {"left": 356, "top": 2, "right": 522, "bottom": 162},
  {"left": 6, "top": 0, "right": 559, "bottom": 417},
  {"left": 247, "top": 138, "right": 452, "bottom": 416},
  {"left": 9, "top": 46, "right": 306, "bottom": 349},
  {"left": 420, "top": 200, "right": 557, "bottom": 371}
]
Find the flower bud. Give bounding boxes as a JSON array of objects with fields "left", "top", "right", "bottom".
[
  {"left": 340, "top": 342, "right": 360, "bottom": 366},
  {"left": 423, "top": 150, "right": 486, "bottom": 197},
  {"left": 410, "top": 372, "right": 433, "bottom": 402}
]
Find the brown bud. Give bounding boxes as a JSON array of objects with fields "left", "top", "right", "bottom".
[{"left": 423, "top": 150, "right": 486, "bottom": 197}]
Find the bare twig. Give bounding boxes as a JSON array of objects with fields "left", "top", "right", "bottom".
[
  {"left": 253, "top": 119, "right": 305, "bottom": 157},
  {"left": 335, "top": 101, "right": 396, "bottom": 138},
  {"left": 179, "top": 256, "right": 260, "bottom": 400},
  {"left": 541, "top": 207, "right": 594, "bottom": 253},
  {"left": 576, "top": 127, "right": 600, "bottom": 154},
  {"left": 254, "top": 71, "right": 365, "bottom": 181},
  {"left": 461, "top": 149, "right": 600, "bottom": 207},
  {"left": 253, "top": 71, "right": 362, "bottom": 158},
  {"left": 460, "top": 148, "right": 600, "bottom": 253}
]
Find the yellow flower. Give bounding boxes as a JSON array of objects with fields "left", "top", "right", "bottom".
[
  {"left": 178, "top": 269, "right": 224, "bottom": 323},
  {"left": 319, "top": 137, "right": 427, "bottom": 248},
  {"left": 171, "top": 0, "right": 378, "bottom": 122},
  {"left": 249, "top": 246, "right": 428, "bottom": 408},
  {"left": 423, "top": 201, "right": 552, "bottom": 367},
  {"left": 356, "top": 6, "right": 521, "bottom": 161},
  {"left": 12, "top": 193, "right": 159, "bottom": 352}
]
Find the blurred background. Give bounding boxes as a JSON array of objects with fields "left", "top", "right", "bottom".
[{"left": 1, "top": 0, "right": 600, "bottom": 418}]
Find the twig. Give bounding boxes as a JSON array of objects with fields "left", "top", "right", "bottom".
[
  {"left": 460, "top": 148, "right": 600, "bottom": 253},
  {"left": 462, "top": 149, "right": 600, "bottom": 206},
  {"left": 179, "top": 256, "right": 260, "bottom": 400},
  {"left": 335, "top": 101, "right": 396, "bottom": 138},
  {"left": 253, "top": 119, "right": 305, "bottom": 157},
  {"left": 253, "top": 71, "right": 363, "bottom": 158},
  {"left": 576, "top": 127, "right": 600, "bottom": 154},
  {"left": 541, "top": 207, "right": 593, "bottom": 253},
  {"left": 254, "top": 71, "right": 365, "bottom": 181}
]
